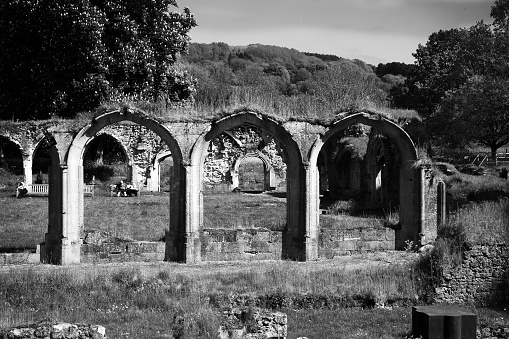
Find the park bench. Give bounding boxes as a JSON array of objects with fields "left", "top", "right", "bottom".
[{"left": 22, "top": 184, "right": 95, "bottom": 197}]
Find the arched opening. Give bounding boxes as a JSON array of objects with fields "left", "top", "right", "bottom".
[
  {"left": 53, "top": 108, "right": 185, "bottom": 264},
  {"left": 309, "top": 113, "right": 419, "bottom": 258},
  {"left": 201, "top": 126, "right": 288, "bottom": 260},
  {"left": 32, "top": 141, "right": 51, "bottom": 184},
  {"left": 0, "top": 136, "right": 23, "bottom": 176},
  {"left": 238, "top": 156, "right": 265, "bottom": 192},
  {"left": 363, "top": 131, "right": 401, "bottom": 211},
  {"left": 159, "top": 154, "right": 174, "bottom": 192},
  {"left": 191, "top": 112, "right": 305, "bottom": 261},
  {"left": 82, "top": 133, "right": 130, "bottom": 186}
]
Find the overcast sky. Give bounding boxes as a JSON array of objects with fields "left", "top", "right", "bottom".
[{"left": 177, "top": 0, "right": 494, "bottom": 65}]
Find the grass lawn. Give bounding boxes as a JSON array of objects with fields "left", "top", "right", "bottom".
[{"left": 0, "top": 186, "right": 288, "bottom": 249}]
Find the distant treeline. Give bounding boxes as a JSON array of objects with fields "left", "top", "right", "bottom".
[{"left": 181, "top": 42, "right": 415, "bottom": 112}]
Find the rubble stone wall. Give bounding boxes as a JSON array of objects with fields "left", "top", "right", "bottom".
[
  {"left": 435, "top": 244, "right": 509, "bottom": 305},
  {"left": 1, "top": 323, "right": 106, "bottom": 339}
]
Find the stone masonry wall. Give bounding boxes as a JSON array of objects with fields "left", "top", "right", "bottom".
[
  {"left": 318, "top": 214, "right": 396, "bottom": 258},
  {"left": 200, "top": 225, "right": 397, "bottom": 262},
  {"left": 1, "top": 323, "right": 106, "bottom": 339},
  {"left": 201, "top": 229, "right": 283, "bottom": 261},
  {"left": 435, "top": 244, "right": 509, "bottom": 305}
]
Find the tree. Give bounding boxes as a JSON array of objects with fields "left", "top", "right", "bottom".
[
  {"left": 491, "top": 0, "right": 509, "bottom": 30},
  {"left": 309, "top": 61, "right": 387, "bottom": 112},
  {"left": 0, "top": 0, "right": 196, "bottom": 120},
  {"left": 434, "top": 76, "right": 509, "bottom": 156},
  {"left": 401, "top": 3, "right": 509, "bottom": 148}
]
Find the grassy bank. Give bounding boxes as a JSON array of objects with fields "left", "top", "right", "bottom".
[
  {"left": 1, "top": 258, "right": 507, "bottom": 338},
  {"left": 0, "top": 256, "right": 420, "bottom": 338}
]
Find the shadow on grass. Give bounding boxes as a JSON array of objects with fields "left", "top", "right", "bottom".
[{"left": 265, "top": 192, "right": 286, "bottom": 199}]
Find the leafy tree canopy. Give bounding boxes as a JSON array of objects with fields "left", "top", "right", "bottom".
[
  {"left": 0, "top": 0, "right": 196, "bottom": 120},
  {"left": 390, "top": 0, "right": 509, "bottom": 152}
]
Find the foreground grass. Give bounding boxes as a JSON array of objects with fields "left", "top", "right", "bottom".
[
  {"left": 0, "top": 258, "right": 418, "bottom": 338},
  {"left": 1, "top": 259, "right": 507, "bottom": 339}
]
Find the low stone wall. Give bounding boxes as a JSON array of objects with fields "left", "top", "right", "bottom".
[
  {"left": 0, "top": 252, "right": 40, "bottom": 265},
  {"left": 319, "top": 215, "right": 396, "bottom": 258},
  {"left": 435, "top": 244, "right": 509, "bottom": 305},
  {"left": 200, "top": 222, "right": 398, "bottom": 261},
  {"left": 81, "top": 241, "right": 165, "bottom": 263},
  {"left": 201, "top": 229, "right": 283, "bottom": 261},
  {"left": 1, "top": 323, "right": 106, "bottom": 339}
]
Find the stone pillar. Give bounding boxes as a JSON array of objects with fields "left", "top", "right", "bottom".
[
  {"left": 45, "top": 164, "right": 62, "bottom": 264},
  {"left": 61, "top": 165, "right": 81, "bottom": 265},
  {"left": 183, "top": 164, "right": 201, "bottom": 262},
  {"left": 165, "top": 162, "right": 187, "bottom": 262},
  {"left": 418, "top": 168, "right": 439, "bottom": 245},
  {"left": 282, "top": 160, "right": 306, "bottom": 261},
  {"left": 231, "top": 168, "right": 239, "bottom": 189},
  {"left": 145, "top": 164, "right": 160, "bottom": 192},
  {"left": 437, "top": 180, "right": 446, "bottom": 227},
  {"left": 304, "top": 163, "right": 319, "bottom": 260},
  {"left": 23, "top": 157, "right": 33, "bottom": 186},
  {"left": 45, "top": 165, "right": 81, "bottom": 264},
  {"left": 127, "top": 164, "right": 134, "bottom": 182},
  {"left": 396, "top": 161, "right": 420, "bottom": 249}
]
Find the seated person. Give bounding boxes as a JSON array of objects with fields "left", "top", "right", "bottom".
[
  {"left": 125, "top": 182, "right": 138, "bottom": 196},
  {"left": 116, "top": 180, "right": 127, "bottom": 197},
  {"left": 16, "top": 181, "right": 28, "bottom": 198}
]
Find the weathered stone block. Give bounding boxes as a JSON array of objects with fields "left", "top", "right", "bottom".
[{"left": 412, "top": 305, "right": 476, "bottom": 339}]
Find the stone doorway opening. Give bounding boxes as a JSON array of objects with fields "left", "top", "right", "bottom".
[
  {"left": 317, "top": 124, "right": 402, "bottom": 257},
  {"left": 201, "top": 126, "right": 287, "bottom": 254}
]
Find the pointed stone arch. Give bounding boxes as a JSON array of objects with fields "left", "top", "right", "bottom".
[
  {"left": 232, "top": 152, "right": 275, "bottom": 191},
  {"left": 190, "top": 111, "right": 307, "bottom": 261},
  {"left": 46, "top": 107, "right": 186, "bottom": 264},
  {"left": 308, "top": 112, "right": 420, "bottom": 256}
]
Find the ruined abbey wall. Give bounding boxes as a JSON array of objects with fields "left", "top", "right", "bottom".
[
  {"left": 435, "top": 244, "right": 509, "bottom": 305},
  {"left": 0, "top": 109, "right": 436, "bottom": 265}
]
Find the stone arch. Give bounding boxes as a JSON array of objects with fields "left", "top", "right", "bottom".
[
  {"left": 232, "top": 152, "right": 275, "bottom": 191},
  {"left": 81, "top": 132, "right": 134, "bottom": 183},
  {"left": 0, "top": 135, "right": 25, "bottom": 177},
  {"left": 190, "top": 111, "right": 306, "bottom": 261},
  {"left": 86, "top": 131, "right": 133, "bottom": 165},
  {"left": 47, "top": 107, "right": 185, "bottom": 264},
  {"left": 308, "top": 112, "right": 419, "bottom": 254},
  {"left": 31, "top": 134, "right": 60, "bottom": 186}
]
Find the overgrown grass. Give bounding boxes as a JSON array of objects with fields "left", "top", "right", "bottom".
[
  {"left": 94, "top": 84, "right": 420, "bottom": 126},
  {"left": 0, "top": 257, "right": 419, "bottom": 338},
  {"left": 1, "top": 258, "right": 506, "bottom": 338},
  {"left": 445, "top": 199, "right": 509, "bottom": 245},
  {"left": 445, "top": 172, "right": 509, "bottom": 209}
]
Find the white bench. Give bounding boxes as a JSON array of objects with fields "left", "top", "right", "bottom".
[{"left": 27, "top": 184, "right": 95, "bottom": 197}]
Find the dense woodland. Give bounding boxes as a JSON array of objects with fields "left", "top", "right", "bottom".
[
  {"left": 181, "top": 42, "right": 414, "bottom": 113},
  {"left": 1, "top": 0, "right": 509, "bottom": 154}
]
